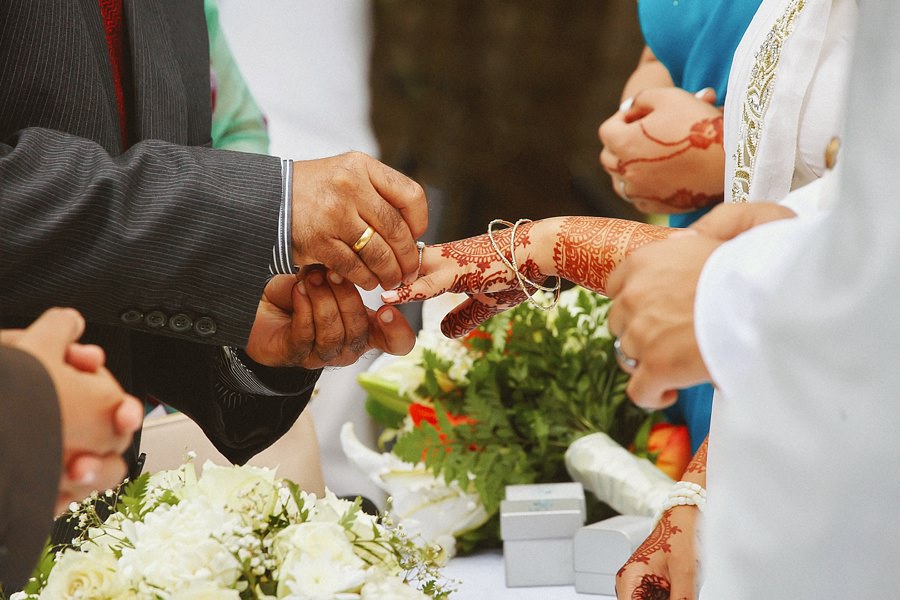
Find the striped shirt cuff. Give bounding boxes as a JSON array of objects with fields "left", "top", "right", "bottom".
[
  {"left": 217, "top": 346, "right": 298, "bottom": 398},
  {"left": 270, "top": 158, "right": 296, "bottom": 276},
  {"left": 225, "top": 158, "right": 296, "bottom": 399}
]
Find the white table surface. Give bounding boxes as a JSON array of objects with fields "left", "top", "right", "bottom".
[{"left": 443, "top": 550, "right": 615, "bottom": 599}]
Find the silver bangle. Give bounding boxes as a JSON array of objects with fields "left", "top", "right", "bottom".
[{"left": 486, "top": 219, "right": 560, "bottom": 310}]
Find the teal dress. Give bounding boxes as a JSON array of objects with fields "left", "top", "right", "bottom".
[{"left": 637, "top": 0, "right": 762, "bottom": 452}]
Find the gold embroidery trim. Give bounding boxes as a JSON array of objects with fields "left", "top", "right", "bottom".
[{"left": 731, "top": 0, "right": 807, "bottom": 203}]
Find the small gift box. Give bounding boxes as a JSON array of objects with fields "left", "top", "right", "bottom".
[
  {"left": 573, "top": 515, "right": 654, "bottom": 595},
  {"left": 500, "top": 482, "right": 586, "bottom": 587}
]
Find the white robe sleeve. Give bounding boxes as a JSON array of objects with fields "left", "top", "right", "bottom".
[{"left": 694, "top": 3, "right": 900, "bottom": 597}]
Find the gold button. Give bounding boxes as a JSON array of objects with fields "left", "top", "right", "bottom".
[{"left": 824, "top": 136, "right": 841, "bottom": 170}]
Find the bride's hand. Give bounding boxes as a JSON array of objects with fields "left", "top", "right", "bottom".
[{"left": 381, "top": 221, "right": 553, "bottom": 338}]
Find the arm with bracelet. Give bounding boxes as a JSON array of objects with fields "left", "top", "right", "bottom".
[{"left": 616, "top": 436, "right": 708, "bottom": 600}]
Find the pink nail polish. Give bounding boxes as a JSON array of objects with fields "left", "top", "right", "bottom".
[{"left": 381, "top": 291, "right": 398, "bottom": 303}]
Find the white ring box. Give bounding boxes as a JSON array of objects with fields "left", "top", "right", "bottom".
[
  {"left": 500, "top": 483, "right": 586, "bottom": 587},
  {"left": 572, "top": 515, "right": 654, "bottom": 595}
]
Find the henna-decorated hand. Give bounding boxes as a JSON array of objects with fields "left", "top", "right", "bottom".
[
  {"left": 381, "top": 217, "right": 672, "bottom": 339},
  {"left": 599, "top": 86, "right": 725, "bottom": 215},
  {"left": 380, "top": 221, "right": 551, "bottom": 339},
  {"left": 616, "top": 506, "right": 700, "bottom": 600}
]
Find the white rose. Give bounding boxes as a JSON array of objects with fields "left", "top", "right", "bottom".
[
  {"left": 41, "top": 550, "right": 126, "bottom": 599},
  {"left": 147, "top": 462, "right": 198, "bottom": 502},
  {"left": 273, "top": 522, "right": 360, "bottom": 567},
  {"left": 276, "top": 554, "right": 367, "bottom": 600},
  {"left": 194, "top": 462, "right": 278, "bottom": 519}
]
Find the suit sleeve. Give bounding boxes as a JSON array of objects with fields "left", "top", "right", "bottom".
[
  {"left": 0, "top": 127, "right": 282, "bottom": 348},
  {"left": 0, "top": 347, "right": 61, "bottom": 594}
]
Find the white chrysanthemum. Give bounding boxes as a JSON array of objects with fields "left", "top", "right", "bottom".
[
  {"left": 116, "top": 499, "right": 243, "bottom": 592},
  {"left": 40, "top": 549, "right": 126, "bottom": 600},
  {"left": 359, "top": 572, "right": 430, "bottom": 600}
]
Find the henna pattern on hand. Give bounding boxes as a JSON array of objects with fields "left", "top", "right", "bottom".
[
  {"left": 552, "top": 217, "right": 670, "bottom": 294},
  {"left": 631, "top": 574, "right": 671, "bottom": 600},
  {"left": 618, "top": 512, "right": 682, "bottom": 575},
  {"left": 614, "top": 116, "right": 725, "bottom": 211},
  {"left": 684, "top": 437, "right": 708, "bottom": 475}
]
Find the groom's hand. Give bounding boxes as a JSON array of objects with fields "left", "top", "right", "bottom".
[
  {"left": 607, "top": 234, "right": 721, "bottom": 409},
  {"left": 246, "top": 271, "right": 415, "bottom": 369},
  {"left": 290, "top": 152, "right": 428, "bottom": 291},
  {"left": 690, "top": 202, "right": 796, "bottom": 240}
]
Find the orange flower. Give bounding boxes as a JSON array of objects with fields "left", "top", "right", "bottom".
[
  {"left": 409, "top": 403, "right": 478, "bottom": 460},
  {"left": 647, "top": 423, "right": 692, "bottom": 480}
]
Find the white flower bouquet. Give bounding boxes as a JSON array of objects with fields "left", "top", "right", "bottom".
[{"left": 13, "top": 461, "right": 452, "bottom": 600}]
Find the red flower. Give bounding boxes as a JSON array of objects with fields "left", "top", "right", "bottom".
[{"left": 646, "top": 423, "right": 692, "bottom": 481}]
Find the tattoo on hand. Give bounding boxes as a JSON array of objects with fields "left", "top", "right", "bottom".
[
  {"left": 553, "top": 217, "right": 669, "bottom": 294},
  {"left": 685, "top": 437, "right": 708, "bottom": 475},
  {"left": 631, "top": 574, "right": 671, "bottom": 600},
  {"left": 615, "top": 116, "right": 724, "bottom": 210},
  {"left": 619, "top": 512, "right": 682, "bottom": 575}
]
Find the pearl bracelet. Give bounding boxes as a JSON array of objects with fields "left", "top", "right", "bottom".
[{"left": 654, "top": 481, "right": 706, "bottom": 523}]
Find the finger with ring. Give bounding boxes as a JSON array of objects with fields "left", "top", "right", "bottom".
[
  {"left": 619, "top": 179, "right": 633, "bottom": 204},
  {"left": 614, "top": 337, "right": 639, "bottom": 372},
  {"left": 416, "top": 241, "right": 425, "bottom": 275},
  {"left": 351, "top": 225, "right": 376, "bottom": 253}
]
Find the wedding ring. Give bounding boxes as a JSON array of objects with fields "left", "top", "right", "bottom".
[
  {"left": 351, "top": 225, "right": 375, "bottom": 253},
  {"left": 619, "top": 179, "right": 633, "bottom": 204},
  {"left": 613, "top": 338, "right": 639, "bottom": 372},
  {"left": 416, "top": 240, "right": 425, "bottom": 275}
]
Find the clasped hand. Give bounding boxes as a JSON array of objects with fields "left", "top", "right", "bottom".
[{"left": 1, "top": 308, "right": 143, "bottom": 515}]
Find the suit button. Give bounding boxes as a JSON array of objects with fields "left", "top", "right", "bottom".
[
  {"left": 193, "top": 316, "right": 217, "bottom": 337},
  {"left": 144, "top": 310, "right": 167, "bottom": 329},
  {"left": 824, "top": 136, "right": 841, "bottom": 170},
  {"left": 168, "top": 313, "right": 193, "bottom": 333},
  {"left": 120, "top": 309, "right": 143, "bottom": 325}
]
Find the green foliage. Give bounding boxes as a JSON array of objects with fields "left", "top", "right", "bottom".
[{"left": 387, "top": 289, "right": 649, "bottom": 546}]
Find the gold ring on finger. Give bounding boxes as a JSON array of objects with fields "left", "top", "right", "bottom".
[{"left": 351, "top": 225, "right": 376, "bottom": 253}]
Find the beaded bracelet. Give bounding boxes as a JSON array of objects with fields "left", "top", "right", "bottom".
[
  {"left": 654, "top": 481, "right": 707, "bottom": 523},
  {"left": 486, "top": 218, "right": 560, "bottom": 310}
]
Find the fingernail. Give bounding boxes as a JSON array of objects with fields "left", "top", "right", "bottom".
[
  {"left": 296, "top": 280, "right": 308, "bottom": 296},
  {"left": 308, "top": 271, "right": 324, "bottom": 286},
  {"left": 379, "top": 308, "right": 395, "bottom": 323},
  {"left": 328, "top": 272, "right": 344, "bottom": 285},
  {"left": 619, "top": 96, "right": 634, "bottom": 112},
  {"left": 381, "top": 290, "right": 399, "bottom": 303},
  {"left": 694, "top": 87, "right": 714, "bottom": 98}
]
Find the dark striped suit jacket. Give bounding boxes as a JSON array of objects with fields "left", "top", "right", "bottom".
[{"left": 0, "top": 2, "right": 319, "bottom": 463}]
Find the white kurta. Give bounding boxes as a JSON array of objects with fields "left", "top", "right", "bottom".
[
  {"left": 696, "top": 2, "right": 900, "bottom": 597},
  {"left": 724, "top": 0, "right": 856, "bottom": 212}
]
